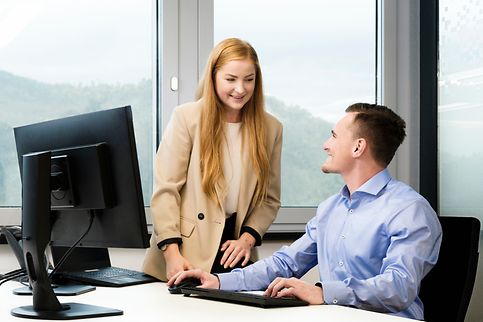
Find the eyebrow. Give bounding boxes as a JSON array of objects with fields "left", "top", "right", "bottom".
[{"left": 225, "top": 73, "right": 255, "bottom": 78}]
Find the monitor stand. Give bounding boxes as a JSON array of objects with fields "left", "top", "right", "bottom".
[
  {"left": 1, "top": 226, "right": 96, "bottom": 296},
  {"left": 12, "top": 303, "right": 122, "bottom": 320},
  {"left": 11, "top": 151, "right": 122, "bottom": 319},
  {"left": 13, "top": 284, "right": 95, "bottom": 296}
]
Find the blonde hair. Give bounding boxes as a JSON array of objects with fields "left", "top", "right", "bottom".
[{"left": 196, "top": 38, "right": 269, "bottom": 207}]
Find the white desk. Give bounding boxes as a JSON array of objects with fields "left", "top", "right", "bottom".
[
  {"left": 0, "top": 282, "right": 417, "bottom": 322},
  {"left": 0, "top": 246, "right": 415, "bottom": 322}
]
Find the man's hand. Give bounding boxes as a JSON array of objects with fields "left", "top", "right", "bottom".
[
  {"left": 219, "top": 232, "right": 255, "bottom": 269},
  {"left": 162, "top": 243, "right": 193, "bottom": 279},
  {"left": 167, "top": 269, "right": 220, "bottom": 289},
  {"left": 264, "top": 277, "right": 325, "bottom": 305}
]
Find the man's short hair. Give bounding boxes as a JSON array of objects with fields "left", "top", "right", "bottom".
[{"left": 346, "top": 103, "right": 406, "bottom": 167}]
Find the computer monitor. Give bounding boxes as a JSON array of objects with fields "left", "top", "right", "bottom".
[{"left": 11, "top": 106, "right": 149, "bottom": 319}]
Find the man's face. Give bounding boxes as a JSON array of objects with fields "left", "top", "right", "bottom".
[{"left": 321, "top": 113, "right": 358, "bottom": 174}]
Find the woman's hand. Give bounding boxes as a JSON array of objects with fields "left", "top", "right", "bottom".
[
  {"left": 219, "top": 232, "right": 255, "bottom": 269},
  {"left": 264, "top": 277, "right": 325, "bottom": 305},
  {"left": 163, "top": 243, "right": 193, "bottom": 279}
]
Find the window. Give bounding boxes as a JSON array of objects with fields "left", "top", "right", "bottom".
[
  {"left": 1, "top": 1, "right": 380, "bottom": 232},
  {"left": 438, "top": 0, "right": 483, "bottom": 223},
  {"left": 0, "top": 1, "right": 154, "bottom": 213},
  {"left": 214, "top": 0, "right": 376, "bottom": 206}
]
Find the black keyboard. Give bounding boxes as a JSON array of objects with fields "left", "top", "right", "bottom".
[
  {"left": 58, "top": 266, "right": 158, "bottom": 287},
  {"left": 180, "top": 286, "right": 309, "bottom": 308}
]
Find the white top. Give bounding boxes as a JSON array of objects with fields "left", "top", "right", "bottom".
[{"left": 222, "top": 122, "right": 242, "bottom": 218}]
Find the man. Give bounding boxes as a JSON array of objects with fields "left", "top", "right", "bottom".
[{"left": 168, "top": 103, "right": 442, "bottom": 320}]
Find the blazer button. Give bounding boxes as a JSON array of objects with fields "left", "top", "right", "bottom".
[{"left": 197, "top": 213, "right": 205, "bottom": 220}]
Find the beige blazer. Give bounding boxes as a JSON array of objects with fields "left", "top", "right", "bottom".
[{"left": 142, "top": 100, "right": 283, "bottom": 281}]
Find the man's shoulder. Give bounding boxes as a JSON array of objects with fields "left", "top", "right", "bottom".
[
  {"left": 387, "top": 179, "right": 424, "bottom": 199},
  {"left": 384, "top": 179, "right": 435, "bottom": 211}
]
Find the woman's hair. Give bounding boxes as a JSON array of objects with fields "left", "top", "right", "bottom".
[{"left": 196, "top": 38, "right": 269, "bottom": 207}]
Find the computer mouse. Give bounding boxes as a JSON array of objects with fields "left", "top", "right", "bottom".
[{"left": 168, "top": 277, "right": 201, "bottom": 294}]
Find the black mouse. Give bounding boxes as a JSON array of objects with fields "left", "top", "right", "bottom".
[{"left": 168, "top": 277, "right": 201, "bottom": 294}]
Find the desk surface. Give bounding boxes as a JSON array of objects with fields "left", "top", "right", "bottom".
[
  {"left": 0, "top": 246, "right": 415, "bottom": 322},
  {"left": 1, "top": 282, "right": 416, "bottom": 322}
]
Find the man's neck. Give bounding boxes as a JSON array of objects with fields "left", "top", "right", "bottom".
[{"left": 343, "top": 164, "right": 385, "bottom": 195}]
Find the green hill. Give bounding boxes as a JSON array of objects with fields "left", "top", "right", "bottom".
[
  {"left": 0, "top": 70, "right": 342, "bottom": 207},
  {"left": 266, "top": 96, "right": 343, "bottom": 206}
]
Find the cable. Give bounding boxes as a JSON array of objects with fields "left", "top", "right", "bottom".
[
  {"left": 0, "top": 268, "right": 24, "bottom": 279},
  {"left": 19, "top": 274, "right": 30, "bottom": 287},
  {"left": 0, "top": 271, "right": 27, "bottom": 286},
  {"left": 48, "top": 211, "right": 95, "bottom": 279}
]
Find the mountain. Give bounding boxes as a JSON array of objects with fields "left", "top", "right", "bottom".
[
  {"left": 0, "top": 70, "right": 342, "bottom": 207},
  {"left": 266, "top": 96, "right": 343, "bottom": 205}
]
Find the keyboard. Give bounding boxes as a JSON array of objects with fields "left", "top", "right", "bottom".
[
  {"left": 180, "top": 286, "right": 309, "bottom": 308},
  {"left": 57, "top": 266, "right": 158, "bottom": 287}
]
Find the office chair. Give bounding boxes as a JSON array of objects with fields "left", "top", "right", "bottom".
[{"left": 419, "top": 216, "right": 480, "bottom": 322}]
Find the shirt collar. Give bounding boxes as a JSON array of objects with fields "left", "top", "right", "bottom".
[{"left": 340, "top": 168, "right": 392, "bottom": 198}]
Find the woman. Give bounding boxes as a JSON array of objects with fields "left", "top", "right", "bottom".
[{"left": 143, "top": 38, "right": 282, "bottom": 281}]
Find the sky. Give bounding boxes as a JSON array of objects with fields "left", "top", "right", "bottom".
[
  {"left": 0, "top": 0, "right": 376, "bottom": 122},
  {"left": 214, "top": 0, "right": 376, "bottom": 121},
  {"left": 0, "top": 0, "right": 152, "bottom": 85}
]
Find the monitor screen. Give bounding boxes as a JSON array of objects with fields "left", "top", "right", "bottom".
[{"left": 14, "top": 106, "right": 149, "bottom": 249}]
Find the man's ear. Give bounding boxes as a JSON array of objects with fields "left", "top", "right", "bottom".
[{"left": 353, "top": 138, "right": 366, "bottom": 157}]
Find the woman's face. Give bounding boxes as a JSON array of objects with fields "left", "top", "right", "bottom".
[{"left": 214, "top": 58, "right": 256, "bottom": 122}]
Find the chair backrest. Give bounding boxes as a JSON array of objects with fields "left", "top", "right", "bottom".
[{"left": 419, "top": 216, "right": 480, "bottom": 322}]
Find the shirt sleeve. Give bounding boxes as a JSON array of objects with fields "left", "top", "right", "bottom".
[
  {"left": 321, "top": 201, "right": 442, "bottom": 313},
  {"left": 218, "top": 215, "right": 319, "bottom": 291}
]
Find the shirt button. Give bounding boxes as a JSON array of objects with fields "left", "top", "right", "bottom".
[
  {"left": 341, "top": 234, "right": 345, "bottom": 239},
  {"left": 332, "top": 299, "right": 338, "bottom": 304},
  {"left": 197, "top": 213, "right": 205, "bottom": 220},
  {"left": 348, "top": 209, "right": 354, "bottom": 214},
  {"left": 338, "top": 261, "right": 344, "bottom": 266}
]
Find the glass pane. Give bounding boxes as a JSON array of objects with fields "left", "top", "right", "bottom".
[
  {"left": 439, "top": 0, "right": 483, "bottom": 222},
  {"left": 214, "top": 0, "right": 376, "bottom": 206},
  {"left": 0, "top": 0, "right": 153, "bottom": 207}
]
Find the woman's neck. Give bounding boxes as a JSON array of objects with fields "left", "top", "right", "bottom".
[{"left": 223, "top": 110, "right": 242, "bottom": 123}]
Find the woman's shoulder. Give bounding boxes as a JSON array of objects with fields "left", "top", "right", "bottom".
[
  {"left": 172, "top": 100, "right": 203, "bottom": 126},
  {"left": 175, "top": 100, "right": 203, "bottom": 117},
  {"left": 264, "top": 111, "right": 283, "bottom": 131}
]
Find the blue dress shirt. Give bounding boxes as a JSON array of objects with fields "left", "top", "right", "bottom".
[{"left": 218, "top": 169, "right": 442, "bottom": 320}]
